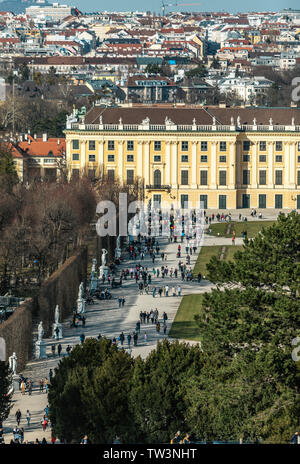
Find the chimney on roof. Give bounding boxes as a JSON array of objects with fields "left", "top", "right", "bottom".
[
  {"left": 42, "top": 133, "right": 47, "bottom": 142},
  {"left": 57, "top": 139, "right": 60, "bottom": 145},
  {"left": 34, "top": 134, "right": 37, "bottom": 140},
  {"left": 24, "top": 134, "right": 28, "bottom": 141},
  {"left": 219, "top": 102, "right": 226, "bottom": 108},
  {"left": 290, "top": 101, "right": 297, "bottom": 108},
  {"left": 28, "top": 138, "right": 31, "bottom": 145}
]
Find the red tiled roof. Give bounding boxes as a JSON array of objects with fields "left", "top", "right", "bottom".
[{"left": 18, "top": 137, "right": 65, "bottom": 158}]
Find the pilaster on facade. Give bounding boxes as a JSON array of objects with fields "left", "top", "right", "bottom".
[
  {"left": 98, "top": 140, "right": 104, "bottom": 177},
  {"left": 235, "top": 141, "right": 241, "bottom": 188},
  {"left": 80, "top": 140, "right": 86, "bottom": 174},
  {"left": 284, "top": 142, "right": 290, "bottom": 187},
  {"left": 144, "top": 141, "right": 150, "bottom": 185},
  {"left": 118, "top": 141, "right": 123, "bottom": 182},
  {"left": 251, "top": 141, "right": 257, "bottom": 188},
  {"left": 171, "top": 141, "right": 178, "bottom": 189},
  {"left": 229, "top": 141, "right": 236, "bottom": 189},
  {"left": 191, "top": 141, "right": 197, "bottom": 188},
  {"left": 137, "top": 141, "right": 143, "bottom": 179},
  {"left": 289, "top": 142, "right": 296, "bottom": 188},
  {"left": 165, "top": 141, "right": 171, "bottom": 185},
  {"left": 210, "top": 141, "right": 217, "bottom": 189},
  {"left": 268, "top": 141, "right": 274, "bottom": 188}
]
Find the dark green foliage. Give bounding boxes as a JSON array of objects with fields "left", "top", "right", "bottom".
[
  {"left": 0, "top": 143, "right": 18, "bottom": 192},
  {"left": 30, "top": 110, "right": 69, "bottom": 137},
  {"left": 48, "top": 338, "right": 137, "bottom": 443},
  {"left": 0, "top": 361, "right": 12, "bottom": 424},
  {"left": 129, "top": 340, "right": 204, "bottom": 443},
  {"left": 192, "top": 212, "right": 300, "bottom": 442},
  {"left": 206, "top": 212, "right": 300, "bottom": 295},
  {"left": 186, "top": 65, "right": 207, "bottom": 78}
]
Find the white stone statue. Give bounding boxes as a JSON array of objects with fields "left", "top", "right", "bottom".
[
  {"left": 52, "top": 304, "right": 63, "bottom": 339},
  {"left": 141, "top": 116, "right": 150, "bottom": 125},
  {"left": 119, "top": 117, "right": 123, "bottom": 125},
  {"left": 78, "top": 282, "right": 84, "bottom": 300},
  {"left": 165, "top": 116, "right": 174, "bottom": 125},
  {"left": 101, "top": 249, "right": 108, "bottom": 266},
  {"left": 212, "top": 116, "right": 216, "bottom": 126},
  {"left": 99, "top": 115, "right": 103, "bottom": 124},
  {"left": 269, "top": 117, "right": 273, "bottom": 126},
  {"left": 8, "top": 352, "right": 17, "bottom": 375},
  {"left": 231, "top": 116, "right": 234, "bottom": 125},
  {"left": 253, "top": 117, "right": 257, "bottom": 125},
  {"left": 115, "top": 236, "right": 121, "bottom": 260},
  {"left": 38, "top": 321, "right": 44, "bottom": 341},
  {"left": 292, "top": 117, "right": 295, "bottom": 126},
  {"left": 237, "top": 116, "right": 241, "bottom": 126},
  {"left": 54, "top": 304, "right": 60, "bottom": 324},
  {"left": 91, "top": 258, "right": 97, "bottom": 274},
  {"left": 192, "top": 117, "right": 196, "bottom": 125}
]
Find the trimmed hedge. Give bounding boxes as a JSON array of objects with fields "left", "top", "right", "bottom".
[{"left": 0, "top": 246, "right": 88, "bottom": 371}]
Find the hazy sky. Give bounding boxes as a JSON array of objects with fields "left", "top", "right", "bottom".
[{"left": 69, "top": 1, "right": 299, "bottom": 14}]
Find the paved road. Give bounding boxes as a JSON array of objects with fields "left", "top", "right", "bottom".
[{"left": 2, "top": 214, "right": 278, "bottom": 443}]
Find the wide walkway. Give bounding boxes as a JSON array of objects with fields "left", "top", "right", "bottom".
[{"left": 2, "top": 214, "right": 278, "bottom": 443}]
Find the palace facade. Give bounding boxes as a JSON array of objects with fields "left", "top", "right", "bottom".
[{"left": 64, "top": 105, "right": 300, "bottom": 210}]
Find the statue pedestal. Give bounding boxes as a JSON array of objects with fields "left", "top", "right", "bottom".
[
  {"left": 99, "top": 265, "right": 109, "bottom": 280},
  {"left": 35, "top": 340, "right": 47, "bottom": 359},
  {"left": 12, "top": 374, "right": 19, "bottom": 391},
  {"left": 115, "top": 248, "right": 121, "bottom": 260},
  {"left": 90, "top": 276, "right": 98, "bottom": 291},
  {"left": 52, "top": 322, "right": 63, "bottom": 339},
  {"left": 77, "top": 297, "right": 86, "bottom": 314}
]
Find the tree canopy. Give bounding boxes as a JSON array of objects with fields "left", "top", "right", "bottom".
[
  {"left": 0, "top": 361, "right": 12, "bottom": 425},
  {"left": 193, "top": 212, "right": 300, "bottom": 442}
]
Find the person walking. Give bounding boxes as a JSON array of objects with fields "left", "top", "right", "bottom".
[
  {"left": 42, "top": 416, "right": 48, "bottom": 432},
  {"left": 119, "top": 332, "right": 125, "bottom": 346},
  {"left": 171, "top": 431, "right": 181, "bottom": 444},
  {"left": 57, "top": 343, "right": 62, "bottom": 357},
  {"left": 152, "top": 286, "right": 156, "bottom": 298},
  {"left": 82, "top": 315, "right": 86, "bottom": 327},
  {"left": 163, "top": 323, "right": 167, "bottom": 335},
  {"left": 39, "top": 378, "right": 44, "bottom": 393},
  {"left": 45, "top": 378, "right": 50, "bottom": 394},
  {"left": 177, "top": 285, "right": 181, "bottom": 296},
  {"left": 28, "top": 380, "right": 32, "bottom": 396},
  {"left": 51, "top": 343, "right": 56, "bottom": 357},
  {"left": 54, "top": 326, "right": 60, "bottom": 340},
  {"left": 15, "top": 409, "right": 22, "bottom": 426},
  {"left": 21, "top": 380, "right": 26, "bottom": 395},
  {"left": 144, "top": 332, "right": 148, "bottom": 343},
  {"left": 127, "top": 334, "right": 132, "bottom": 347},
  {"left": 49, "top": 369, "right": 53, "bottom": 383},
  {"left": 165, "top": 285, "right": 169, "bottom": 297},
  {"left": 80, "top": 333, "right": 85, "bottom": 344},
  {"left": 133, "top": 332, "right": 138, "bottom": 347},
  {"left": 26, "top": 410, "right": 31, "bottom": 426},
  {"left": 291, "top": 431, "right": 299, "bottom": 444}
]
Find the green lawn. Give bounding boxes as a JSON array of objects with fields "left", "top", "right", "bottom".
[
  {"left": 192, "top": 245, "right": 243, "bottom": 277},
  {"left": 208, "top": 220, "right": 275, "bottom": 238},
  {"left": 169, "top": 294, "right": 204, "bottom": 341}
]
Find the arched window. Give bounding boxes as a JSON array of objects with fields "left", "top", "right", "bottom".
[{"left": 154, "top": 169, "right": 161, "bottom": 187}]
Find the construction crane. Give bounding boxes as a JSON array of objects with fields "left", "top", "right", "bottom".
[{"left": 161, "top": 1, "right": 202, "bottom": 16}]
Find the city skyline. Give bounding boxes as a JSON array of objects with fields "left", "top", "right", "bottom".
[{"left": 5, "top": 1, "right": 297, "bottom": 14}]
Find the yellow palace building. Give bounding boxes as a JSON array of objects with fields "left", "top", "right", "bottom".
[{"left": 65, "top": 105, "right": 300, "bottom": 210}]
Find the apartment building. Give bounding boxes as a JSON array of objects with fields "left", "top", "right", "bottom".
[{"left": 64, "top": 105, "right": 300, "bottom": 210}]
